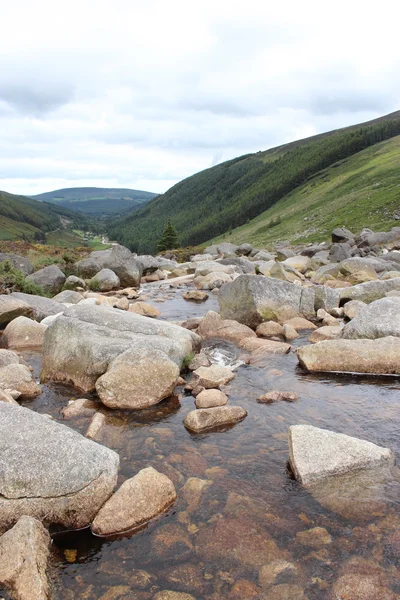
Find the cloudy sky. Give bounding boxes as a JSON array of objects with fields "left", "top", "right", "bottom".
[{"left": 1, "top": 0, "right": 399, "bottom": 197}]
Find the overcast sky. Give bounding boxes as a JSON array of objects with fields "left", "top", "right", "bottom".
[{"left": 1, "top": 0, "right": 399, "bottom": 197}]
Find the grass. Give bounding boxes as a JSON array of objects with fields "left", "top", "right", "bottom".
[{"left": 209, "top": 135, "right": 400, "bottom": 249}]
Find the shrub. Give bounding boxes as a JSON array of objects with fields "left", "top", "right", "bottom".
[{"left": 0, "top": 261, "right": 47, "bottom": 296}]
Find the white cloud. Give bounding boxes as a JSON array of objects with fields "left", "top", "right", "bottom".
[{"left": 0, "top": 0, "right": 399, "bottom": 195}]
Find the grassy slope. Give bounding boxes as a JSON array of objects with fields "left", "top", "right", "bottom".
[{"left": 210, "top": 135, "right": 400, "bottom": 248}]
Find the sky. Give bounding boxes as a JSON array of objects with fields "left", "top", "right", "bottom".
[{"left": 1, "top": 0, "right": 399, "bottom": 197}]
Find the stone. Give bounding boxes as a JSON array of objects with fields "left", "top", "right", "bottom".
[
  {"left": 329, "top": 242, "right": 353, "bottom": 262},
  {"left": 332, "top": 227, "right": 354, "bottom": 243},
  {"left": 198, "top": 310, "right": 256, "bottom": 345},
  {"left": 0, "top": 349, "right": 20, "bottom": 369},
  {"left": 282, "top": 255, "right": 311, "bottom": 273},
  {"left": 61, "top": 398, "right": 98, "bottom": 419},
  {"left": 53, "top": 289, "right": 84, "bottom": 304},
  {"left": 308, "top": 325, "right": 343, "bottom": 343},
  {"left": 270, "top": 261, "right": 303, "bottom": 283},
  {"left": 260, "top": 584, "right": 307, "bottom": 599},
  {"left": 343, "top": 299, "right": 367, "bottom": 319},
  {"left": 237, "top": 243, "right": 253, "bottom": 255},
  {"left": 184, "top": 406, "right": 247, "bottom": 432},
  {"left": 256, "top": 260, "right": 276, "bottom": 276},
  {"left": 284, "top": 316, "right": 317, "bottom": 330},
  {"left": 313, "top": 285, "right": 341, "bottom": 312},
  {"left": 342, "top": 297, "right": 400, "bottom": 339},
  {"left": 128, "top": 301, "right": 161, "bottom": 318},
  {"left": 183, "top": 290, "right": 209, "bottom": 302},
  {"left": 153, "top": 593, "right": 195, "bottom": 600},
  {"left": 220, "top": 256, "right": 256, "bottom": 273},
  {"left": 26, "top": 264, "right": 66, "bottom": 295},
  {"left": 276, "top": 247, "right": 295, "bottom": 261},
  {"left": 188, "top": 352, "right": 211, "bottom": 370},
  {"left": 246, "top": 339, "right": 291, "bottom": 362},
  {"left": 10, "top": 292, "right": 65, "bottom": 321},
  {"left": 0, "top": 253, "right": 34, "bottom": 278},
  {"left": 195, "top": 389, "right": 228, "bottom": 408},
  {"left": 228, "top": 579, "right": 261, "bottom": 599},
  {"left": 0, "top": 516, "right": 51, "bottom": 600},
  {"left": 95, "top": 347, "right": 179, "bottom": 409},
  {"left": 282, "top": 323, "right": 298, "bottom": 340},
  {"left": 330, "top": 557, "right": 396, "bottom": 600},
  {"left": 218, "top": 274, "right": 315, "bottom": 328},
  {"left": 63, "top": 275, "right": 87, "bottom": 291},
  {"left": 2, "top": 316, "right": 47, "bottom": 349},
  {"left": 339, "top": 278, "right": 400, "bottom": 303},
  {"left": 288, "top": 424, "right": 394, "bottom": 487},
  {"left": 85, "top": 412, "right": 106, "bottom": 440},
  {"left": 256, "top": 321, "right": 284, "bottom": 337},
  {"left": 0, "top": 363, "right": 41, "bottom": 399},
  {"left": 0, "top": 388, "right": 18, "bottom": 404},
  {"left": 181, "top": 477, "right": 212, "bottom": 514},
  {"left": 297, "top": 336, "right": 400, "bottom": 374},
  {"left": 152, "top": 522, "right": 194, "bottom": 562},
  {"left": 259, "top": 560, "right": 298, "bottom": 588},
  {"left": 0, "top": 295, "right": 32, "bottom": 326},
  {"left": 90, "top": 268, "right": 120, "bottom": 291},
  {"left": 192, "top": 365, "right": 235, "bottom": 388},
  {"left": 195, "top": 271, "right": 233, "bottom": 290},
  {"left": 91, "top": 467, "right": 176, "bottom": 536},
  {"left": 0, "top": 403, "right": 119, "bottom": 533},
  {"left": 257, "top": 390, "right": 299, "bottom": 403},
  {"left": 99, "top": 245, "right": 142, "bottom": 287},
  {"left": 75, "top": 256, "right": 101, "bottom": 278},
  {"left": 252, "top": 250, "right": 275, "bottom": 261},
  {"left": 295, "top": 526, "right": 332, "bottom": 548}
]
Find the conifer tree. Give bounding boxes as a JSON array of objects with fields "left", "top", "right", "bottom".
[{"left": 157, "top": 218, "right": 179, "bottom": 252}]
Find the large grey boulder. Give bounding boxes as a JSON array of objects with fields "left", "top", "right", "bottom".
[
  {"left": 236, "top": 243, "right": 253, "bottom": 256},
  {"left": 218, "top": 274, "right": 315, "bottom": 328},
  {"left": 41, "top": 304, "right": 199, "bottom": 400},
  {"left": 75, "top": 256, "right": 101, "bottom": 278},
  {"left": 339, "top": 278, "right": 400, "bottom": 303},
  {"left": 52, "top": 289, "right": 83, "bottom": 304},
  {"left": 252, "top": 250, "right": 275, "bottom": 261},
  {"left": 0, "top": 253, "right": 33, "bottom": 276},
  {"left": 342, "top": 297, "right": 400, "bottom": 339},
  {"left": 289, "top": 425, "right": 394, "bottom": 487},
  {"left": 339, "top": 256, "right": 395, "bottom": 275},
  {"left": 136, "top": 254, "right": 160, "bottom": 273},
  {"left": 216, "top": 242, "right": 239, "bottom": 256},
  {"left": 0, "top": 515, "right": 51, "bottom": 600},
  {"left": 99, "top": 244, "right": 142, "bottom": 287},
  {"left": 219, "top": 257, "right": 256, "bottom": 274},
  {"left": 297, "top": 337, "right": 400, "bottom": 375},
  {"left": 26, "top": 265, "right": 66, "bottom": 295},
  {"left": 359, "top": 228, "right": 400, "bottom": 248},
  {"left": 89, "top": 268, "right": 120, "bottom": 291},
  {"left": 2, "top": 316, "right": 47, "bottom": 349},
  {"left": 331, "top": 227, "right": 354, "bottom": 243},
  {"left": 0, "top": 403, "right": 119, "bottom": 533},
  {"left": 10, "top": 292, "right": 65, "bottom": 321},
  {"left": 329, "top": 243, "right": 353, "bottom": 262},
  {"left": 62, "top": 274, "right": 87, "bottom": 291},
  {"left": 0, "top": 295, "right": 32, "bottom": 326}
]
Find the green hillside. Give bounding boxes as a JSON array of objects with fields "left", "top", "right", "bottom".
[
  {"left": 33, "top": 187, "right": 157, "bottom": 216},
  {"left": 107, "top": 110, "right": 400, "bottom": 254},
  {"left": 0, "top": 190, "right": 85, "bottom": 242},
  {"left": 210, "top": 134, "right": 400, "bottom": 247}
]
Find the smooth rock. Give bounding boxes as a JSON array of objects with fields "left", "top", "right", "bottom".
[
  {"left": 0, "top": 516, "right": 51, "bottom": 600},
  {"left": 339, "top": 278, "right": 400, "bottom": 303},
  {"left": 26, "top": 265, "right": 66, "bottom": 295},
  {"left": 342, "top": 297, "right": 400, "bottom": 339},
  {"left": 53, "top": 289, "right": 83, "bottom": 304},
  {"left": 0, "top": 349, "right": 20, "bottom": 369},
  {"left": 195, "top": 389, "right": 228, "bottom": 408},
  {"left": 91, "top": 467, "right": 176, "bottom": 536},
  {"left": 192, "top": 365, "right": 235, "bottom": 388},
  {"left": 198, "top": 310, "right": 256, "bottom": 345},
  {"left": 183, "top": 290, "right": 209, "bottom": 302},
  {"left": 61, "top": 398, "right": 98, "bottom": 419},
  {"left": 0, "top": 389, "right": 18, "bottom": 404},
  {"left": 90, "top": 268, "right": 120, "bottom": 291},
  {"left": 2, "top": 316, "right": 47, "bottom": 349},
  {"left": 257, "top": 390, "right": 299, "bottom": 404},
  {"left": 85, "top": 412, "right": 106, "bottom": 440},
  {"left": 128, "top": 301, "right": 161, "bottom": 318},
  {"left": 282, "top": 323, "right": 298, "bottom": 340},
  {"left": 343, "top": 299, "right": 366, "bottom": 319},
  {"left": 308, "top": 325, "right": 343, "bottom": 343},
  {"left": 10, "top": 292, "right": 65, "bottom": 321},
  {"left": 256, "top": 321, "right": 284, "bottom": 337},
  {"left": 62, "top": 275, "right": 87, "bottom": 291},
  {"left": 288, "top": 424, "right": 394, "bottom": 487},
  {"left": 0, "top": 363, "right": 41, "bottom": 399},
  {"left": 0, "top": 295, "right": 32, "bottom": 326},
  {"left": 259, "top": 560, "right": 298, "bottom": 588},
  {"left": 283, "top": 316, "right": 317, "bottom": 330},
  {"left": 184, "top": 406, "right": 247, "bottom": 432}
]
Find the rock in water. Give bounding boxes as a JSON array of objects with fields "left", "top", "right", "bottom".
[
  {"left": 218, "top": 274, "right": 315, "bottom": 328},
  {"left": 0, "top": 403, "right": 119, "bottom": 533},
  {"left": 288, "top": 424, "right": 394, "bottom": 487},
  {"left": 297, "top": 337, "right": 400, "bottom": 374},
  {"left": 192, "top": 365, "right": 235, "bottom": 388},
  {"left": 0, "top": 516, "right": 51, "bottom": 600},
  {"left": 342, "top": 297, "right": 400, "bottom": 339},
  {"left": 195, "top": 389, "right": 228, "bottom": 408},
  {"left": 184, "top": 406, "right": 247, "bottom": 432},
  {"left": 91, "top": 467, "right": 176, "bottom": 535},
  {"left": 0, "top": 363, "right": 41, "bottom": 399}
]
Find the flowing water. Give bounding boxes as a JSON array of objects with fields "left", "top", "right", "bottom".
[{"left": 2, "top": 285, "right": 400, "bottom": 599}]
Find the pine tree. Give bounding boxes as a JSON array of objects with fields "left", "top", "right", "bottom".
[{"left": 157, "top": 218, "right": 179, "bottom": 252}]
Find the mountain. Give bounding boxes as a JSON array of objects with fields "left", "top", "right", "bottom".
[
  {"left": 32, "top": 187, "right": 157, "bottom": 216},
  {"left": 107, "top": 110, "right": 400, "bottom": 254},
  {"left": 0, "top": 190, "right": 83, "bottom": 242}
]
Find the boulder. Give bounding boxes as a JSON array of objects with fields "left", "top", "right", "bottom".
[
  {"left": 0, "top": 363, "right": 41, "bottom": 399},
  {"left": 62, "top": 274, "right": 87, "bottom": 291},
  {"left": 282, "top": 323, "right": 298, "bottom": 341},
  {"left": 218, "top": 274, "right": 315, "bottom": 328},
  {"left": 284, "top": 317, "right": 317, "bottom": 330},
  {"left": 195, "top": 389, "right": 228, "bottom": 408},
  {"left": 269, "top": 261, "right": 303, "bottom": 283},
  {"left": 95, "top": 347, "right": 180, "bottom": 409},
  {"left": 329, "top": 242, "right": 353, "bottom": 262},
  {"left": 128, "top": 301, "right": 161, "bottom": 318},
  {"left": 237, "top": 243, "right": 253, "bottom": 256},
  {"left": 192, "top": 365, "right": 235, "bottom": 388},
  {"left": 308, "top": 325, "right": 343, "bottom": 343},
  {"left": 216, "top": 242, "right": 239, "bottom": 256},
  {"left": 1, "top": 316, "right": 47, "bottom": 349},
  {"left": 282, "top": 255, "right": 311, "bottom": 274},
  {"left": 89, "top": 268, "right": 120, "bottom": 291},
  {"left": 257, "top": 391, "right": 299, "bottom": 404},
  {"left": 256, "top": 321, "right": 284, "bottom": 337},
  {"left": 219, "top": 256, "right": 256, "bottom": 273},
  {"left": 75, "top": 256, "right": 101, "bottom": 278},
  {"left": 0, "top": 403, "right": 119, "bottom": 533},
  {"left": 194, "top": 261, "right": 237, "bottom": 277},
  {"left": 339, "top": 278, "right": 400, "bottom": 303},
  {"left": 91, "top": 467, "right": 176, "bottom": 536},
  {"left": 0, "top": 295, "right": 32, "bottom": 326},
  {"left": 313, "top": 285, "right": 340, "bottom": 313},
  {"left": 0, "top": 349, "right": 20, "bottom": 369},
  {"left": 183, "top": 290, "right": 209, "bottom": 302},
  {"left": 85, "top": 412, "right": 105, "bottom": 440},
  {"left": 53, "top": 289, "right": 83, "bottom": 304},
  {"left": 26, "top": 265, "right": 66, "bottom": 295},
  {"left": 288, "top": 424, "right": 394, "bottom": 487},
  {"left": 136, "top": 254, "right": 160, "bottom": 273},
  {"left": 184, "top": 406, "right": 247, "bottom": 432},
  {"left": 252, "top": 250, "right": 275, "bottom": 261},
  {"left": 0, "top": 389, "right": 18, "bottom": 404},
  {"left": 198, "top": 310, "right": 256, "bottom": 345},
  {"left": 343, "top": 299, "right": 366, "bottom": 320},
  {"left": 276, "top": 248, "right": 295, "bottom": 261},
  {"left": 100, "top": 244, "right": 142, "bottom": 287},
  {"left": 0, "top": 516, "right": 51, "bottom": 600},
  {"left": 242, "top": 338, "right": 291, "bottom": 357},
  {"left": 0, "top": 253, "right": 33, "bottom": 276},
  {"left": 194, "top": 271, "right": 234, "bottom": 290},
  {"left": 297, "top": 337, "right": 400, "bottom": 375},
  {"left": 256, "top": 260, "right": 276, "bottom": 276},
  {"left": 331, "top": 227, "right": 354, "bottom": 243},
  {"left": 10, "top": 292, "right": 65, "bottom": 321},
  {"left": 61, "top": 398, "right": 97, "bottom": 419},
  {"left": 342, "top": 297, "right": 400, "bottom": 339}
]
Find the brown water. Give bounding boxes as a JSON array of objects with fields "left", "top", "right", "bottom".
[{"left": 2, "top": 287, "right": 400, "bottom": 599}]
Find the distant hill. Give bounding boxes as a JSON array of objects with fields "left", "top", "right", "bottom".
[
  {"left": 106, "top": 110, "right": 400, "bottom": 254},
  {"left": 32, "top": 187, "right": 157, "bottom": 216},
  {"left": 0, "top": 190, "right": 82, "bottom": 242}
]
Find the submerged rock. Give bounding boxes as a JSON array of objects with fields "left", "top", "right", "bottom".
[
  {"left": 184, "top": 406, "right": 247, "bottom": 432},
  {"left": 0, "top": 403, "right": 119, "bottom": 533},
  {"left": 0, "top": 515, "right": 51, "bottom": 600},
  {"left": 297, "top": 337, "right": 400, "bottom": 374},
  {"left": 288, "top": 424, "right": 394, "bottom": 487},
  {"left": 91, "top": 467, "right": 176, "bottom": 536},
  {"left": 257, "top": 390, "right": 299, "bottom": 404}
]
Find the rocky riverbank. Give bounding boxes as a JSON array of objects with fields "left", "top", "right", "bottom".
[{"left": 0, "top": 226, "right": 399, "bottom": 599}]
